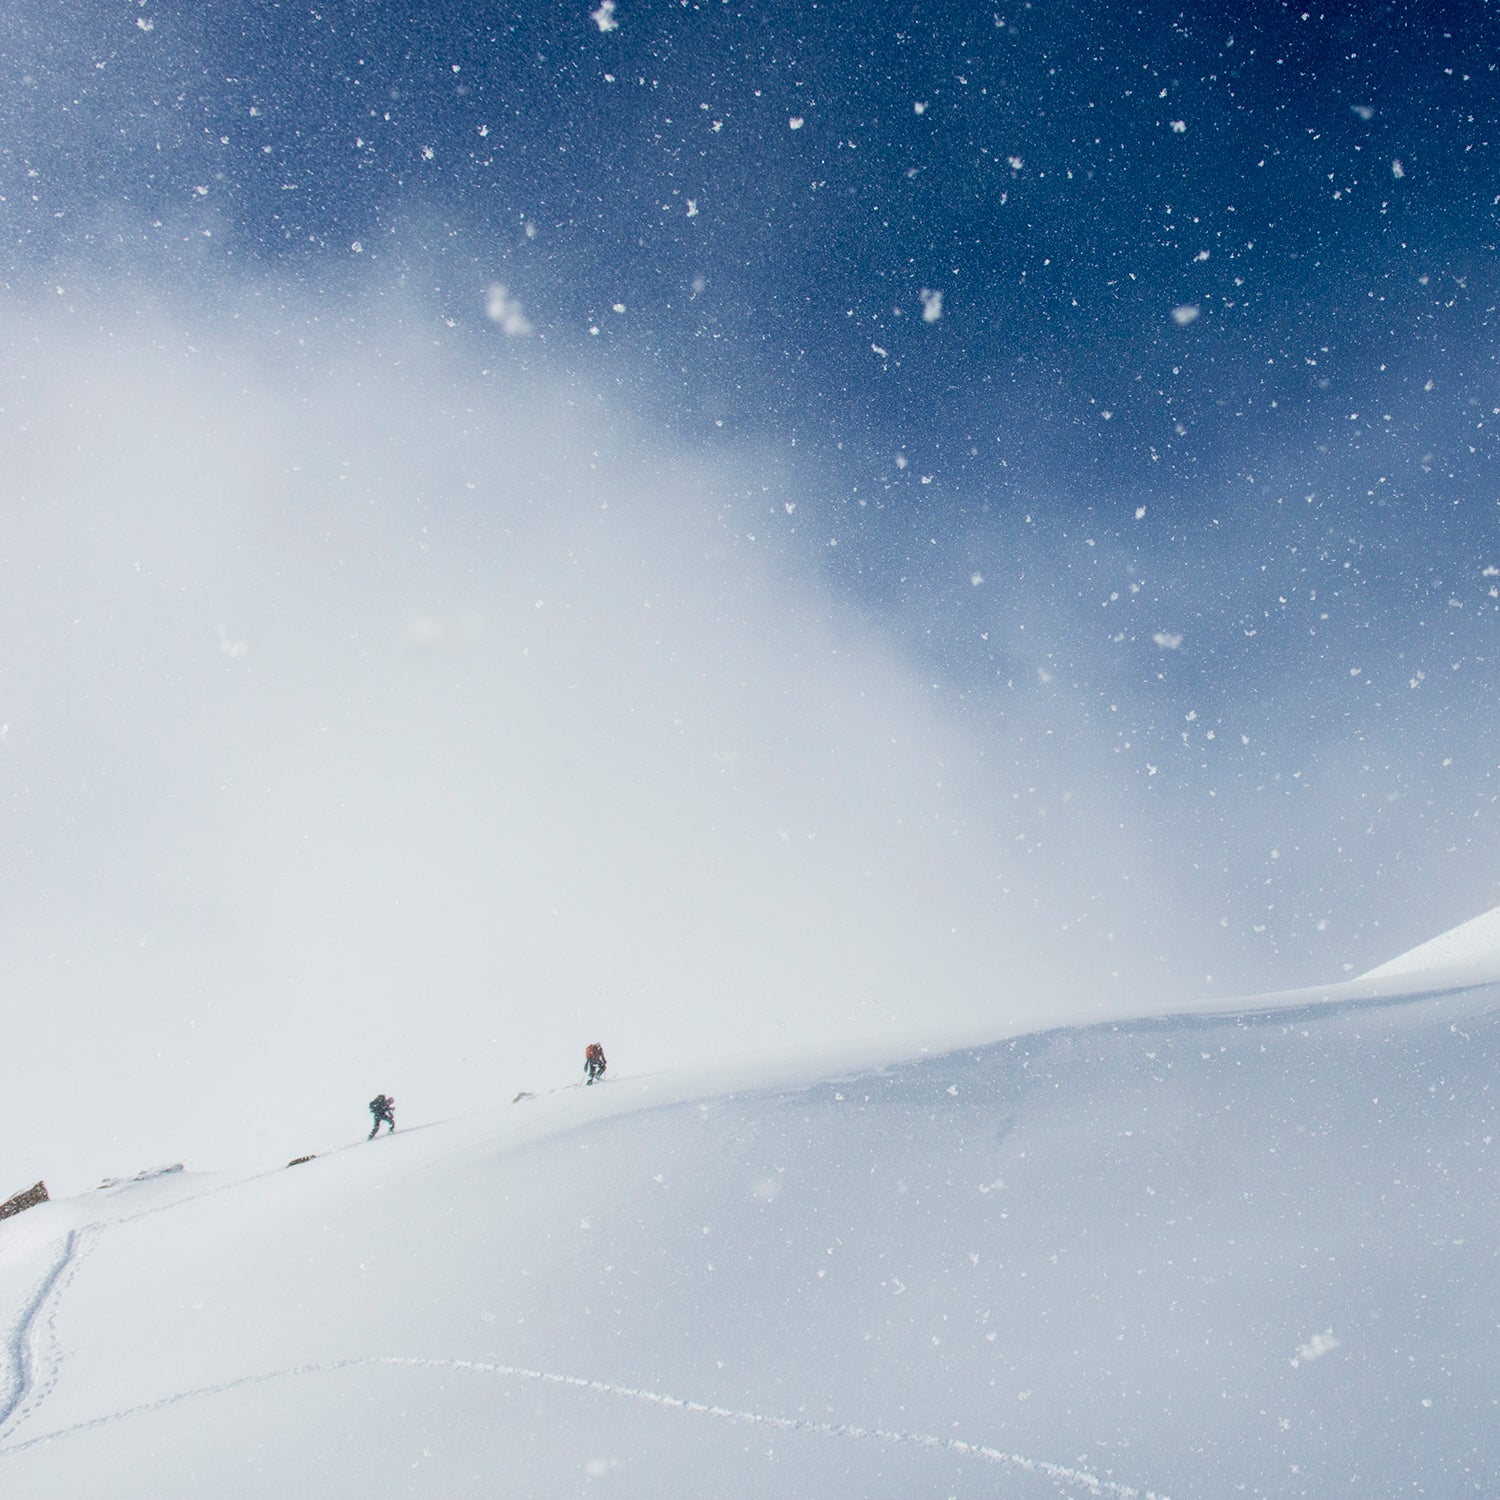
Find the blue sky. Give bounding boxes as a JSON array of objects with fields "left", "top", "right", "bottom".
[
  {"left": 3, "top": 0, "right": 1499, "bottom": 1091},
  {"left": 7, "top": 1, "right": 1495, "bottom": 459}
]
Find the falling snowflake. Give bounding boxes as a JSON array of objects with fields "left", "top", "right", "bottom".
[
  {"left": 919, "top": 288, "right": 943, "bottom": 322},
  {"left": 217, "top": 625, "right": 248, "bottom": 659},
  {"left": 485, "top": 284, "right": 533, "bottom": 336},
  {"left": 1292, "top": 1332, "right": 1341, "bottom": 1366},
  {"left": 1171, "top": 304, "right": 1200, "bottom": 325},
  {"left": 590, "top": 0, "right": 618, "bottom": 32}
]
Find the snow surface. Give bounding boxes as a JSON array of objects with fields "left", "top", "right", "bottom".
[
  {"left": 2, "top": 973, "right": 1498, "bottom": 1498},
  {"left": 1362, "top": 903, "right": 1500, "bottom": 983}
]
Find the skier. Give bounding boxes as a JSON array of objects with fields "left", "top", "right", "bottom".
[
  {"left": 367, "top": 1093, "right": 396, "bottom": 1138},
  {"left": 584, "top": 1043, "right": 607, "bottom": 1085}
]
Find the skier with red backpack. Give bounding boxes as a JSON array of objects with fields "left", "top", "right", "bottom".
[{"left": 584, "top": 1043, "right": 607, "bottom": 1085}]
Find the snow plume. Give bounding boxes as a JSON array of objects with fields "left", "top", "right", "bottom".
[{"left": 0, "top": 283, "right": 1198, "bottom": 1194}]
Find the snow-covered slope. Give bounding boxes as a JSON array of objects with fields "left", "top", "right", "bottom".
[
  {"left": 1362, "top": 903, "right": 1500, "bottom": 984},
  {"left": 2, "top": 979, "right": 1497, "bottom": 1499},
  {"left": 1144, "top": 902, "right": 1500, "bottom": 1023}
]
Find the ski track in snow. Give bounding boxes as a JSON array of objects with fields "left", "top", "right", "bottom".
[
  {"left": 0, "top": 1166, "right": 290, "bottom": 1445},
  {"left": 0, "top": 1350, "right": 1173, "bottom": 1499},
  {"left": 0, "top": 1227, "right": 89, "bottom": 1440},
  {"left": 0, "top": 1095, "right": 1187, "bottom": 1493},
  {"left": 394, "top": 1357, "right": 1176, "bottom": 1500}
]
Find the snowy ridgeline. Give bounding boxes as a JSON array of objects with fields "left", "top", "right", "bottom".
[{"left": 0, "top": 986, "right": 1496, "bottom": 1499}]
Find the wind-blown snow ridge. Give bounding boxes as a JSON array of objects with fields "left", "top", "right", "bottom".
[
  {"left": 0, "top": 1351, "right": 1172, "bottom": 1498},
  {"left": 1360, "top": 902, "right": 1500, "bottom": 983}
]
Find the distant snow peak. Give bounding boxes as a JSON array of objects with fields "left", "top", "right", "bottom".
[
  {"left": 1171, "top": 304, "right": 1200, "bottom": 325},
  {"left": 486, "top": 284, "right": 533, "bottom": 336},
  {"left": 1361, "top": 901, "right": 1500, "bottom": 984},
  {"left": 919, "top": 288, "right": 943, "bottom": 322},
  {"left": 590, "top": 0, "right": 618, "bottom": 32}
]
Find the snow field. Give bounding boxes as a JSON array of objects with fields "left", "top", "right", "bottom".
[{"left": 1, "top": 985, "right": 1497, "bottom": 1498}]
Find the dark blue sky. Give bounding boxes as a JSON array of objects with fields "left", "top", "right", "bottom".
[
  {"left": 7, "top": 1, "right": 1495, "bottom": 471},
  {"left": 4, "top": 0, "right": 1499, "bottom": 977}
]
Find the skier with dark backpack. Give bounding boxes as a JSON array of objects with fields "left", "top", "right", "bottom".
[
  {"left": 367, "top": 1093, "right": 395, "bottom": 1138},
  {"left": 584, "top": 1043, "right": 607, "bottom": 1085}
]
